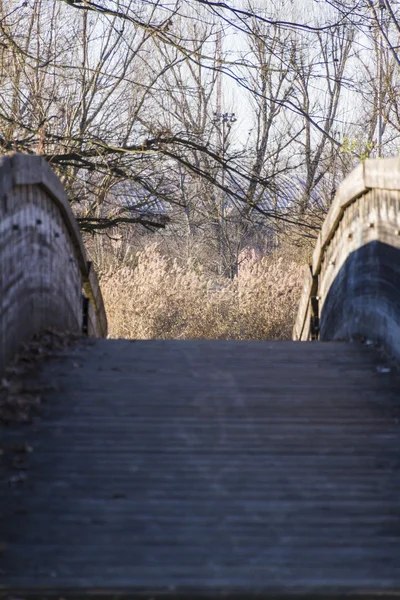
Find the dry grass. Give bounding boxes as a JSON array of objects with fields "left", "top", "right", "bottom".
[{"left": 100, "top": 244, "right": 305, "bottom": 340}]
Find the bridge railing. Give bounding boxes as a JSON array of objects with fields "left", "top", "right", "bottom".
[
  {"left": 0, "top": 153, "right": 107, "bottom": 374},
  {"left": 293, "top": 157, "right": 400, "bottom": 359}
]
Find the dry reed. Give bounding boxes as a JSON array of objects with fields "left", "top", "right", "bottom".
[{"left": 100, "top": 245, "right": 305, "bottom": 340}]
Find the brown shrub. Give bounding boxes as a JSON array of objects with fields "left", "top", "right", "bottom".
[{"left": 100, "top": 244, "right": 305, "bottom": 340}]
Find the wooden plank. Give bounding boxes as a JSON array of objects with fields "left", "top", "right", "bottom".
[
  {"left": 0, "top": 184, "right": 83, "bottom": 372},
  {"left": 83, "top": 262, "right": 108, "bottom": 337},
  {"left": 292, "top": 265, "right": 313, "bottom": 340},
  {"left": 364, "top": 156, "right": 400, "bottom": 190},
  {"left": 312, "top": 163, "right": 366, "bottom": 275},
  {"left": 11, "top": 153, "right": 89, "bottom": 278},
  {"left": 318, "top": 189, "right": 400, "bottom": 359}
]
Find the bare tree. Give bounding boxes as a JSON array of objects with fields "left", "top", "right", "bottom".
[{"left": 0, "top": 0, "right": 390, "bottom": 268}]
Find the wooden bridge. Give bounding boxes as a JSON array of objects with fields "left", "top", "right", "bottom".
[{"left": 1, "top": 154, "right": 400, "bottom": 599}]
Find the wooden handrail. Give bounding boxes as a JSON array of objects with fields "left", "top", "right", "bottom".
[
  {"left": 293, "top": 157, "right": 400, "bottom": 358},
  {"left": 0, "top": 153, "right": 107, "bottom": 373}
]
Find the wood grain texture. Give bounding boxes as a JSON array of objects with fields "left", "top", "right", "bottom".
[
  {"left": 318, "top": 188, "right": 400, "bottom": 356},
  {"left": 320, "top": 240, "right": 400, "bottom": 351},
  {"left": 364, "top": 156, "right": 400, "bottom": 190},
  {"left": 1, "top": 339, "right": 400, "bottom": 598},
  {"left": 312, "top": 163, "right": 366, "bottom": 276},
  {"left": 0, "top": 154, "right": 107, "bottom": 373},
  {"left": 83, "top": 262, "right": 107, "bottom": 338},
  {"left": 0, "top": 182, "right": 82, "bottom": 372},
  {"left": 292, "top": 266, "right": 316, "bottom": 341},
  {"left": 294, "top": 158, "right": 400, "bottom": 347}
]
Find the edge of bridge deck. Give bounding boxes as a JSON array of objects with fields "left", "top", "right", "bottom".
[{"left": 2, "top": 589, "right": 400, "bottom": 599}]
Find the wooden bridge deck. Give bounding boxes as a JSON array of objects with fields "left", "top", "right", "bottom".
[{"left": 1, "top": 339, "right": 400, "bottom": 598}]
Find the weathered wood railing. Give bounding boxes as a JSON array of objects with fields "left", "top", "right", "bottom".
[
  {"left": 0, "top": 153, "right": 107, "bottom": 374},
  {"left": 294, "top": 157, "right": 400, "bottom": 359}
]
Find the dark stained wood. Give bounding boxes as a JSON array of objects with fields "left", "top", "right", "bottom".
[{"left": 1, "top": 339, "right": 400, "bottom": 598}]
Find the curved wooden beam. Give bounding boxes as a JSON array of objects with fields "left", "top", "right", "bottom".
[
  {"left": 0, "top": 153, "right": 107, "bottom": 374},
  {"left": 293, "top": 157, "right": 400, "bottom": 359}
]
